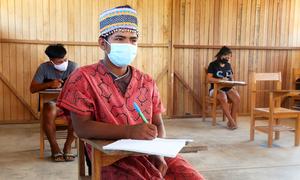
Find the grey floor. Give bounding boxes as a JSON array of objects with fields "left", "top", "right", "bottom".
[{"left": 0, "top": 117, "right": 300, "bottom": 180}]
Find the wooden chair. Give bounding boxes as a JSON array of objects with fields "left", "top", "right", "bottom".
[
  {"left": 291, "top": 68, "right": 300, "bottom": 110},
  {"left": 39, "top": 90, "right": 75, "bottom": 158},
  {"left": 250, "top": 72, "right": 300, "bottom": 147},
  {"left": 202, "top": 68, "right": 228, "bottom": 126}
]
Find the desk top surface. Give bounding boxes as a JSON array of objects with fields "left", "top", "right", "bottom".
[
  {"left": 253, "top": 90, "right": 300, "bottom": 93},
  {"left": 217, "top": 80, "right": 247, "bottom": 86},
  {"left": 39, "top": 88, "right": 62, "bottom": 94},
  {"left": 81, "top": 138, "right": 208, "bottom": 155}
]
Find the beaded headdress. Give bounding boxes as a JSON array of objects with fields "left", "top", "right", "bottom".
[{"left": 99, "top": 7, "right": 138, "bottom": 37}]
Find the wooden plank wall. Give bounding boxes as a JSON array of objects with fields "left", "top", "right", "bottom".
[
  {"left": 0, "top": 0, "right": 171, "bottom": 123},
  {"left": 1, "top": 0, "right": 300, "bottom": 123},
  {"left": 172, "top": 0, "right": 300, "bottom": 116}
]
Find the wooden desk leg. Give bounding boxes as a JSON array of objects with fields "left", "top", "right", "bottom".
[
  {"left": 268, "top": 115, "right": 274, "bottom": 148},
  {"left": 78, "top": 138, "right": 85, "bottom": 178},
  {"left": 92, "top": 148, "right": 102, "bottom": 180},
  {"left": 40, "top": 126, "right": 44, "bottom": 159},
  {"left": 212, "top": 102, "right": 217, "bottom": 126},
  {"left": 295, "top": 115, "right": 300, "bottom": 146},
  {"left": 275, "top": 118, "right": 280, "bottom": 140},
  {"left": 39, "top": 95, "right": 44, "bottom": 159}
]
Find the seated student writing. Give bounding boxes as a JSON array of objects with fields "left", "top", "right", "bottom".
[
  {"left": 57, "top": 5, "right": 205, "bottom": 180},
  {"left": 207, "top": 46, "right": 241, "bottom": 130},
  {"left": 30, "top": 44, "right": 78, "bottom": 162}
]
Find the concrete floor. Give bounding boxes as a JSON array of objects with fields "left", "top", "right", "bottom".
[{"left": 0, "top": 116, "right": 300, "bottom": 180}]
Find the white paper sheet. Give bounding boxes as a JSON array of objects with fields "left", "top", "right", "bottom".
[{"left": 102, "top": 138, "right": 193, "bottom": 158}]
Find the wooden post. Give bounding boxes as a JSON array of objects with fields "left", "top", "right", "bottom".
[
  {"left": 167, "top": 0, "right": 177, "bottom": 116},
  {"left": 92, "top": 148, "right": 102, "bottom": 180},
  {"left": 295, "top": 115, "right": 300, "bottom": 146},
  {"left": 212, "top": 84, "right": 218, "bottom": 126},
  {"left": 78, "top": 138, "right": 86, "bottom": 177},
  {"left": 250, "top": 72, "right": 256, "bottom": 141},
  {"left": 39, "top": 94, "right": 44, "bottom": 159},
  {"left": 268, "top": 92, "right": 274, "bottom": 148}
]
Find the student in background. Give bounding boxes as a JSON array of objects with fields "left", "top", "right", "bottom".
[
  {"left": 30, "top": 44, "right": 78, "bottom": 162},
  {"left": 207, "top": 46, "right": 241, "bottom": 130},
  {"left": 57, "top": 5, "right": 204, "bottom": 179}
]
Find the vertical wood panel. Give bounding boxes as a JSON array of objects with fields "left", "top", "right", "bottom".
[{"left": 0, "top": 0, "right": 3, "bottom": 121}]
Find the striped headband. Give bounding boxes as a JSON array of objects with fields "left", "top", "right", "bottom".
[{"left": 99, "top": 7, "right": 138, "bottom": 37}]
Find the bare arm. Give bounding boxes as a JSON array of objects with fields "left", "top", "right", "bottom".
[
  {"left": 30, "top": 79, "right": 63, "bottom": 93},
  {"left": 70, "top": 112, "right": 158, "bottom": 140},
  {"left": 207, "top": 73, "right": 222, "bottom": 83},
  {"left": 152, "top": 113, "right": 166, "bottom": 138}
]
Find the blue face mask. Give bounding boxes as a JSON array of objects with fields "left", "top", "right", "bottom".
[{"left": 105, "top": 39, "right": 137, "bottom": 67}]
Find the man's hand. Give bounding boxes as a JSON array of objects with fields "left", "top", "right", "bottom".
[
  {"left": 150, "top": 155, "right": 168, "bottom": 177},
  {"left": 126, "top": 123, "right": 158, "bottom": 140},
  {"left": 49, "top": 79, "right": 63, "bottom": 89}
]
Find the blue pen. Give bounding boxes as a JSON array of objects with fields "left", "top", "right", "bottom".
[{"left": 133, "top": 102, "right": 149, "bottom": 123}]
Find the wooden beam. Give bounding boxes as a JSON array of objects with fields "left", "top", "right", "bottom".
[
  {"left": 173, "top": 44, "right": 300, "bottom": 50},
  {"left": 0, "top": 38, "right": 169, "bottom": 48},
  {"left": 155, "top": 66, "right": 168, "bottom": 83},
  {"left": 0, "top": 72, "right": 39, "bottom": 120},
  {"left": 0, "top": 120, "right": 39, "bottom": 124},
  {"left": 174, "top": 71, "right": 202, "bottom": 108}
]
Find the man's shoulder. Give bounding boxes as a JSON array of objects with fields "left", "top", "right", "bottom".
[
  {"left": 72, "top": 63, "right": 99, "bottom": 76},
  {"left": 38, "top": 61, "right": 53, "bottom": 70},
  {"left": 65, "top": 63, "right": 99, "bottom": 85},
  {"left": 67, "top": 60, "right": 78, "bottom": 71},
  {"left": 131, "top": 66, "right": 155, "bottom": 83},
  {"left": 68, "top": 60, "right": 78, "bottom": 66}
]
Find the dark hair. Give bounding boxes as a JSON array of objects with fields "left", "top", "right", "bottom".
[
  {"left": 215, "top": 46, "right": 232, "bottom": 59},
  {"left": 45, "top": 44, "right": 67, "bottom": 59},
  {"left": 116, "top": 5, "right": 132, "bottom": 9},
  {"left": 100, "top": 35, "right": 109, "bottom": 41}
]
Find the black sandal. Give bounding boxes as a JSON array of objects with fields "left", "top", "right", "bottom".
[
  {"left": 52, "top": 153, "right": 65, "bottom": 162},
  {"left": 63, "top": 153, "right": 76, "bottom": 162}
]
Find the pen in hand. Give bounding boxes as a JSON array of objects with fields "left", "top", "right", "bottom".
[{"left": 133, "top": 102, "right": 149, "bottom": 123}]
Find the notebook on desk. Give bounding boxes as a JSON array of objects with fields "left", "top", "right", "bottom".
[
  {"left": 44, "top": 88, "right": 62, "bottom": 91},
  {"left": 218, "top": 80, "right": 246, "bottom": 85},
  {"left": 102, "top": 138, "right": 193, "bottom": 158}
]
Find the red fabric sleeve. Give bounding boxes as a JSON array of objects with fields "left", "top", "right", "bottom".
[
  {"left": 57, "top": 70, "right": 95, "bottom": 116},
  {"left": 152, "top": 81, "right": 166, "bottom": 115}
]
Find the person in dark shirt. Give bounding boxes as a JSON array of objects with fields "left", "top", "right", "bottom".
[
  {"left": 30, "top": 44, "right": 78, "bottom": 162},
  {"left": 207, "top": 46, "right": 240, "bottom": 130}
]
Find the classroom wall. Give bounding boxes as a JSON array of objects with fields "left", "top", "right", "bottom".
[
  {"left": 171, "top": 0, "right": 300, "bottom": 115},
  {"left": 0, "top": 0, "right": 300, "bottom": 123},
  {"left": 0, "top": 0, "right": 171, "bottom": 123}
]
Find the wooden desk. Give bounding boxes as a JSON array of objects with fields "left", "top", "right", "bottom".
[
  {"left": 39, "top": 89, "right": 61, "bottom": 109},
  {"left": 252, "top": 90, "right": 300, "bottom": 103},
  {"left": 38, "top": 89, "right": 63, "bottom": 158},
  {"left": 270, "top": 90, "right": 300, "bottom": 98},
  {"left": 78, "top": 138, "right": 208, "bottom": 180},
  {"left": 216, "top": 80, "right": 247, "bottom": 88}
]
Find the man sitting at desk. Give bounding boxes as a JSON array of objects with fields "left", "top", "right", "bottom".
[
  {"left": 207, "top": 46, "right": 241, "bottom": 130},
  {"left": 30, "top": 44, "right": 78, "bottom": 162},
  {"left": 57, "top": 5, "right": 204, "bottom": 180}
]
